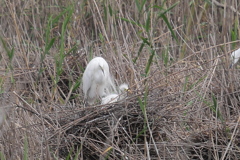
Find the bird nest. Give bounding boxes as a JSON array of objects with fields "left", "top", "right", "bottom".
[{"left": 47, "top": 96, "right": 151, "bottom": 159}]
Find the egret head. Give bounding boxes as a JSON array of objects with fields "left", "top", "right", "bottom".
[{"left": 119, "top": 83, "right": 131, "bottom": 93}]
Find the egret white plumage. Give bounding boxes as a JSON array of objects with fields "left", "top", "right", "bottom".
[
  {"left": 101, "top": 93, "right": 119, "bottom": 104},
  {"left": 118, "top": 83, "right": 129, "bottom": 92},
  {"left": 230, "top": 48, "right": 240, "bottom": 67},
  {"left": 82, "top": 57, "right": 116, "bottom": 105},
  {"left": 101, "top": 83, "right": 129, "bottom": 105}
]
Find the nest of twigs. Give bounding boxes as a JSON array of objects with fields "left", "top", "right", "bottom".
[{"left": 47, "top": 96, "right": 146, "bottom": 159}]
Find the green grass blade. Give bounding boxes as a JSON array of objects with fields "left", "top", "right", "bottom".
[
  {"left": 145, "top": 11, "right": 151, "bottom": 33},
  {"left": 160, "top": 14, "right": 177, "bottom": 41},
  {"left": 153, "top": 2, "right": 179, "bottom": 41},
  {"left": 73, "top": 146, "right": 82, "bottom": 160},
  {"left": 162, "top": 48, "right": 169, "bottom": 66},
  {"left": 211, "top": 94, "right": 223, "bottom": 121},
  {"left": 231, "top": 18, "right": 238, "bottom": 49},
  {"left": 133, "top": 42, "right": 145, "bottom": 63},
  {"left": 55, "top": 5, "right": 74, "bottom": 83},
  {"left": 45, "top": 38, "right": 56, "bottom": 54},
  {"left": 135, "top": 0, "right": 141, "bottom": 12},
  {"left": 135, "top": 0, "right": 147, "bottom": 13},
  {"left": 154, "top": 1, "right": 179, "bottom": 16},
  {"left": 103, "top": 4, "right": 107, "bottom": 22},
  {"left": 108, "top": 5, "right": 113, "bottom": 16},
  {"left": 0, "top": 36, "right": 15, "bottom": 61},
  {"left": 138, "top": 97, "right": 144, "bottom": 114},
  {"left": 119, "top": 17, "right": 143, "bottom": 28},
  {"left": 65, "top": 44, "right": 78, "bottom": 56},
  {"left": 23, "top": 137, "right": 28, "bottom": 160},
  {"left": 145, "top": 49, "right": 155, "bottom": 76},
  {"left": 141, "top": 37, "right": 151, "bottom": 46},
  {"left": 0, "top": 152, "right": 6, "bottom": 160},
  {"left": 72, "top": 78, "right": 81, "bottom": 92},
  {"left": 195, "top": 91, "right": 223, "bottom": 121}
]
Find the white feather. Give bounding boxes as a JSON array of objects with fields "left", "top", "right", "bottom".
[
  {"left": 101, "top": 94, "right": 119, "bottom": 104},
  {"left": 82, "top": 57, "right": 116, "bottom": 105},
  {"left": 230, "top": 48, "right": 240, "bottom": 67},
  {"left": 101, "top": 83, "right": 129, "bottom": 104}
]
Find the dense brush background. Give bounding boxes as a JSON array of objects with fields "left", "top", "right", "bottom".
[{"left": 0, "top": 0, "right": 240, "bottom": 159}]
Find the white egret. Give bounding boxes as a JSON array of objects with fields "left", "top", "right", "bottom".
[
  {"left": 230, "top": 48, "right": 240, "bottom": 68},
  {"left": 82, "top": 57, "right": 116, "bottom": 105},
  {"left": 101, "top": 83, "right": 129, "bottom": 105}
]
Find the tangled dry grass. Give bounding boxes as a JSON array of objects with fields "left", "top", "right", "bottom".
[{"left": 0, "top": 0, "right": 240, "bottom": 159}]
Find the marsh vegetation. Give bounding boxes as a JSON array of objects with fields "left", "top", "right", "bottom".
[{"left": 0, "top": 0, "right": 240, "bottom": 159}]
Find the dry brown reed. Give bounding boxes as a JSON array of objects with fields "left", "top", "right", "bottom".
[{"left": 0, "top": 0, "right": 240, "bottom": 159}]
